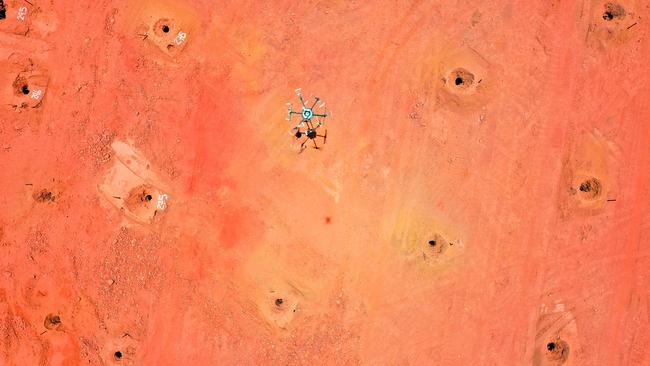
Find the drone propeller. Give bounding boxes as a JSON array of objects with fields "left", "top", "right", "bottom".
[
  {"left": 310, "top": 96, "right": 320, "bottom": 110},
  {"left": 286, "top": 103, "right": 293, "bottom": 121},
  {"left": 291, "top": 119, "right": 306, "bottom": 131}
]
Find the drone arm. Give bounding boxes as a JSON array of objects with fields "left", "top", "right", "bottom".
[
  {"left": 292, "top": 120, "right": 306, "bottom": 130},
  {"left": 310, "top": 97, "right": 320, "bottom": 109}
]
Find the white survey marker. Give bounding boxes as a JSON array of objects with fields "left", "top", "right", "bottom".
[{"left": 157, "top": 193, "right": 169, "bottom": 210}]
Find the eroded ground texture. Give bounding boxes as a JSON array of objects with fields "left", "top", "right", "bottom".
[{"left": 1, "top": 0, "right": 650, "bottom": 365}]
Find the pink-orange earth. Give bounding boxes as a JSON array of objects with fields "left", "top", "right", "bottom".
[{"left": 1, "top": 0, "right": 649, "bottom": 365}]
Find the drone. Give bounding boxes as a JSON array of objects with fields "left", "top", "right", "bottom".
[{"left": 286, "top": 88, "right": 328, "bottom": 152}]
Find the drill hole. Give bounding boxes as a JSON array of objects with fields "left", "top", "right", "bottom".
[
  {"left": 425, "top": 233, "right": 448, "bottom": 256},
  {"left": 33, "top": 189, "right": 55, "bottom": 203},
  {"left": 125, "top": 184, "right": 157, "bottom": 211},
  {"left": 44, "top": 313, "right": 62, "bottom": 330},
  {"left": 575, "top": 177, "right": 602, "bottom": 200},
  {"left": 0, "top": 0, "right": 6, "bottom": 20},
  {"left": 602, "top": 3, "right": 625, "bottom": 21},
  {"left": 22, "top": 85, "right": 30, "bottom": 95},
  {"left": 447, "top": 68, "right": 476, "bottom": 92},
  {"left": 114, "top": 351, "right": 122, "bottom": 360},
  {"left": 154, "top": 19, "right": 173, "bottom": 37},
  {"left": 275, "top": 298, "right": 283, "bottom": 306},
  {"left": 545, "top": 339, "right": 569, "bottom": 363}
]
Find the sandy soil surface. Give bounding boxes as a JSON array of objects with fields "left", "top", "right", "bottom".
[{"left": 1, "top": 0, "right": 649, "bottom": 365}]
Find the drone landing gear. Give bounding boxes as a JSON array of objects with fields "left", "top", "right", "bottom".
[{"left": 298, "top": 129, "right": 327, "bottom": 153}]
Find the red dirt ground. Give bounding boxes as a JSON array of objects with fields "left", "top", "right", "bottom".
[{"left": 1, "top": 0, "right": 650, "bottom": 365}]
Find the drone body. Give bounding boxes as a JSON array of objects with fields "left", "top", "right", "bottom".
[{"left": 286, "top": 89, "right": 328, "bottom": 152}]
